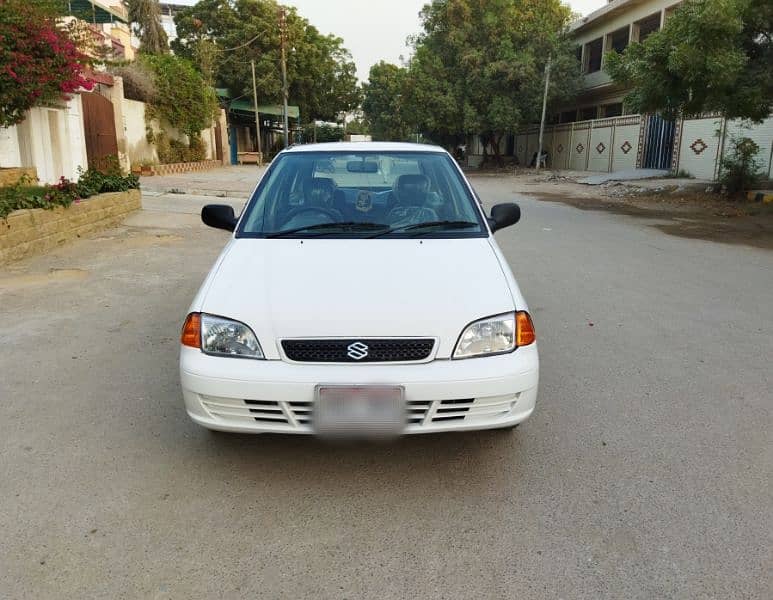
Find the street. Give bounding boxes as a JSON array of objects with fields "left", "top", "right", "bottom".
[{"left": 1, "top": 167, "right": 771, "bottom": 599}]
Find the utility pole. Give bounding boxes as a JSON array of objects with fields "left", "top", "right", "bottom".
[
  {"left": 536, "top": 56, "right": 551, "bottom": 172},
  {"left": 279, "top": 7, "right": 290, "bottom": 148},
  {"left": 250, "top": 59, "right": 263, "bottom": 164}
]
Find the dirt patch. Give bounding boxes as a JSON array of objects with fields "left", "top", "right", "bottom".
[{"left": 503, "top": 172, "right": 773, "bottom": 250}]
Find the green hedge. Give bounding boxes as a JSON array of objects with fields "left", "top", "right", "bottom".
[{"left": 1, "top": 162, "right": 139, "bottom": 219}]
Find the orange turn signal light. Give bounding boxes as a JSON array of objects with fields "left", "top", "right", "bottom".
[
  {"left": 181, "top": 312, "right": 202, "bottom": 348},
  {"left": 516, "top": 311, "right": 536, "bottom": 346}
]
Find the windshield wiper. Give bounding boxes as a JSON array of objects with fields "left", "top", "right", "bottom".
[
  {"left": 367, "top": 220, "right": 479, "bottom": 238},
  {"left": 265, "top": 221, "right": 387, "bottom": 238}
]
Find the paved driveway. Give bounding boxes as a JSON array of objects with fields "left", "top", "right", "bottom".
[{"left": 1, "top": 170, "right": 771, "bottom": 599}]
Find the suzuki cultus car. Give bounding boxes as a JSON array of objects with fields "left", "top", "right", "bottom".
[{"left": 180, "top": 142, "right": 538, "bottom": 436}]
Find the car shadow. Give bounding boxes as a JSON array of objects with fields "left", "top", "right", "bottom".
[{"left": 187, "top": 426, "right": 531, "bottom": 499}]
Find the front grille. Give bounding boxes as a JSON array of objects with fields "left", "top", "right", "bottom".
[
  {"left": 281, "top": 338, "right": 435, "bottom": 363},
  {"left": 432, "top": 398, "right": 473, "bottom": 422},
  {"left": 199, "top": 393, "right": 520, "bottom": 430}
]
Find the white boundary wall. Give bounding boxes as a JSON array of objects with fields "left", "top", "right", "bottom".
[
  {"left": 0, "top": 97, "right": 88, "bottom": 184},
  {"left": 675, "top": 116, "right": 773, "bottom": 180},
  {"left": 512, "top": 114, "right": 643, "bottom": 172},
  {"left": 493, "top": 113, "right": 772, "bottom": 180}
]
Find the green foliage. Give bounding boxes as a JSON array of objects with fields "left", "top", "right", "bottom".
[
  {"left": 345, "top": 118, "right": 370, "bottom": 135},
  {"left": 314, "top": 124, "right": 344, "bottom": 143},
  {"left": 362, "top": 62, "right": 413, "bottom": 141},
  {"left": 76, "top": 157, "right": 140, "bottom": 196},
  {"left": 141, "top": 53, "right": 219, "bottom": 138},
  {"left": 720, "top": 136, "right": 762, "bottom": 194},
  {"left": 171, "top": 0, "right": 361, "bottom": 123},
  {"left": 0, "top": 179, "right": 70, "bottom": 219},
  {"left": 366, "top": 0, "right": 581, "bottom": 157},
  {"left": 155, "top": 133, "right": 206, "bottom": 164},
  {"left": 128, "top": 0, "right": 169, "bottom": 54},
  {"left": 606, "top": 0, "right": 772, "bottom": 121},
  {"left": 0, "top": 163, "right": 139, "bottom": 220}
]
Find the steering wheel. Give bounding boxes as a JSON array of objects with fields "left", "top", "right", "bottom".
[{"left": 283, "top": 206, "right": 342, "bottom": 224}]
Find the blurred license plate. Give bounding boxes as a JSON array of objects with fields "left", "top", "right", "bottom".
[{"left": 314, "top": 385, "right": 404, "bottom": 437}]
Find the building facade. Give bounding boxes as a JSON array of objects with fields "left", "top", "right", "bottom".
[
  {"left": 558, "top": 0, "right": 683, "bottom": 124},
  {"left": 489, "top": 0, "right": 773, "bottom": 180}
]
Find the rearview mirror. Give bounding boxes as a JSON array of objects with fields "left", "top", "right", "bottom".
[
  {"left": 489, "top": 203, "right": 521, "bottom": 232},
  {"left": 347, "top": 160, "right": 379, "bottom": 173},
  {"left": 201, "top": 204, "right": 237, "bottom": 232}
]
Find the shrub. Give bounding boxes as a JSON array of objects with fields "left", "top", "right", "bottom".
[
  {"left": 187, "top": 134, "right": 206, "bottom": 162},
  {"left": 141, "top": 53, "right": 219, "bottom": 139},
  {"left": 0, "top": 162, "right": 139, "bottom": 220},
  {"left": 155, "top": 133, "right": 206, "bottom": 164},
  {"left": 76, "top": 167, "right": 139, "bottom": 196},
  {"left": 1, "top": 175, "right": 77, "bottom": 219},
  {"left": 720, "top": 136, "right": 762, "bottom": 195}
]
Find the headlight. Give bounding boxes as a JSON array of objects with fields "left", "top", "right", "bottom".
[
  {"left": 453, "top": 311, "right": 535, "bottom": 359},
  {"left": 199, "top": 313, "right": 264, "bottom": 359}
]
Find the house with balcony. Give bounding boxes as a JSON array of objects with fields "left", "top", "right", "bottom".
[
  {"left": 502, "top": 0, "right": 772, "bottom": 180},
  {"left": 67, "top": 0, "right": 135, "bottom": 61},
  {"left": 558, "top": 0, "right": 682, "bottom": 123}
]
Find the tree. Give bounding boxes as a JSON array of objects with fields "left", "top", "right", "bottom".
[
  {"left": 171, "top": 0, "right": 360, "bottom": 124},
  {"left": 362, "top": 62, "right": 413, "bottom": 141},
  {"left": 606, "top": 0, "right": 772, "bottom": 121},
  {"left": 141, "top": 54, "right": 218, "bottom": 138},
  {"left": 0, "top": 0, "right": 93, "bottom": 129},
  {"left": 404, "top": 0, "right": 581, "bottom": 161},
  {"left": 345, "top": 118, "right": 370, "bottom": 135},
  {"left": 128, "top": 0, "right": 169, "bottom": 54}
]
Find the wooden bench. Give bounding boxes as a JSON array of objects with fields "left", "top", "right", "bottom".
[{"left": 237, "top": 152, "right": 263, "bottom": 165}]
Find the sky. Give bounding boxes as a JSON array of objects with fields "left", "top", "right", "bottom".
[{"left": 173, "top": 0, "right": 606, "bottom": 81}]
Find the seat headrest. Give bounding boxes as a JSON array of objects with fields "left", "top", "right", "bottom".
[
  {"left": 393, "top": 174, "right": 429, "bottom": 206},
  {"left": 394, "top": 174, "right": 429, "bottom": 192}
]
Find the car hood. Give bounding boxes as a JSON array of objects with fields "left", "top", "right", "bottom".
[{"left": 197, "top": 238, "right": 516, "bottom": 359}]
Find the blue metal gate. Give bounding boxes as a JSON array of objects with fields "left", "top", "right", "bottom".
[{"left": 642, "top": 115, "right": 676, "bottom": 169}]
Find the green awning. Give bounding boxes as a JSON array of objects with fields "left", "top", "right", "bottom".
[{"left": 217, "top": 89, "right": 300, "bottom": 120}]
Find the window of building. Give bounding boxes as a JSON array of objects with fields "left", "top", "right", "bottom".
[
  {"left": 584, "top": 37, "right": 603, "bottom": 73},
  {"left": 607, "top": 26, "right": 629, "bottom": 54},
  {"left": 560, "top": 110, "right": 577, "bottom": 124},
  {"left": 575, "top": 45, "right": 583, "bottom": 66},
  {"left": 580, "top": 106, "right": 598, "bottom": 121},
  {"left": 602, "top": 103, "right": 623, "bottom": 118},
  {"left": 633, "top": 12, "right": 661, "bottom": 43}
]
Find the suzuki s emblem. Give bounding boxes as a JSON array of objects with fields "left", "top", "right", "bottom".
[{"left": 347, "top": 341, "right": 369, "bottom": 360}]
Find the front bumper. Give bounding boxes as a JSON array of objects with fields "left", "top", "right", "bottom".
[{"left": 180, "top": 344, "right": 539, "bottom": 434}]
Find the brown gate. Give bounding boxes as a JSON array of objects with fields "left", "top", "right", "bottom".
[
  {"left": 214, "top": 121, "right": 224, "bottom": 162},
  {"left": 81, "top": 92, "right": 118, "bottom": 171}
]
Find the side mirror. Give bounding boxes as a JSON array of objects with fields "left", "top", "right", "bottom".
[
  {"left": 202, "top": 204, "right": 237, "bottom": 232},
  {"left": 489, "top": 202, "right": 521, "bottom": 232}
]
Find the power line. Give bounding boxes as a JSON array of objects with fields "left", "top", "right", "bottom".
[{"left": 215, "top": 32, "right": 262, "bottom": 53}]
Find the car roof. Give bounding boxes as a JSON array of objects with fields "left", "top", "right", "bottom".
[{"left": 282, "top": 142, "right": 447, "bottom": 154}]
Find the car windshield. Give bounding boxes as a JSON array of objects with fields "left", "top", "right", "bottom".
[{"left": 237, "top": 150, "right": 487, "bottom": 238}]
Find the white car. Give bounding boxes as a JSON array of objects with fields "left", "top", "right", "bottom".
[{"left": 180, "top": 142, "right": 538, "bottom": 436}]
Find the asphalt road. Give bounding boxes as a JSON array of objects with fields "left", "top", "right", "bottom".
[{"left": 1, "top": 173, "right": 771, "bottom": 599}]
